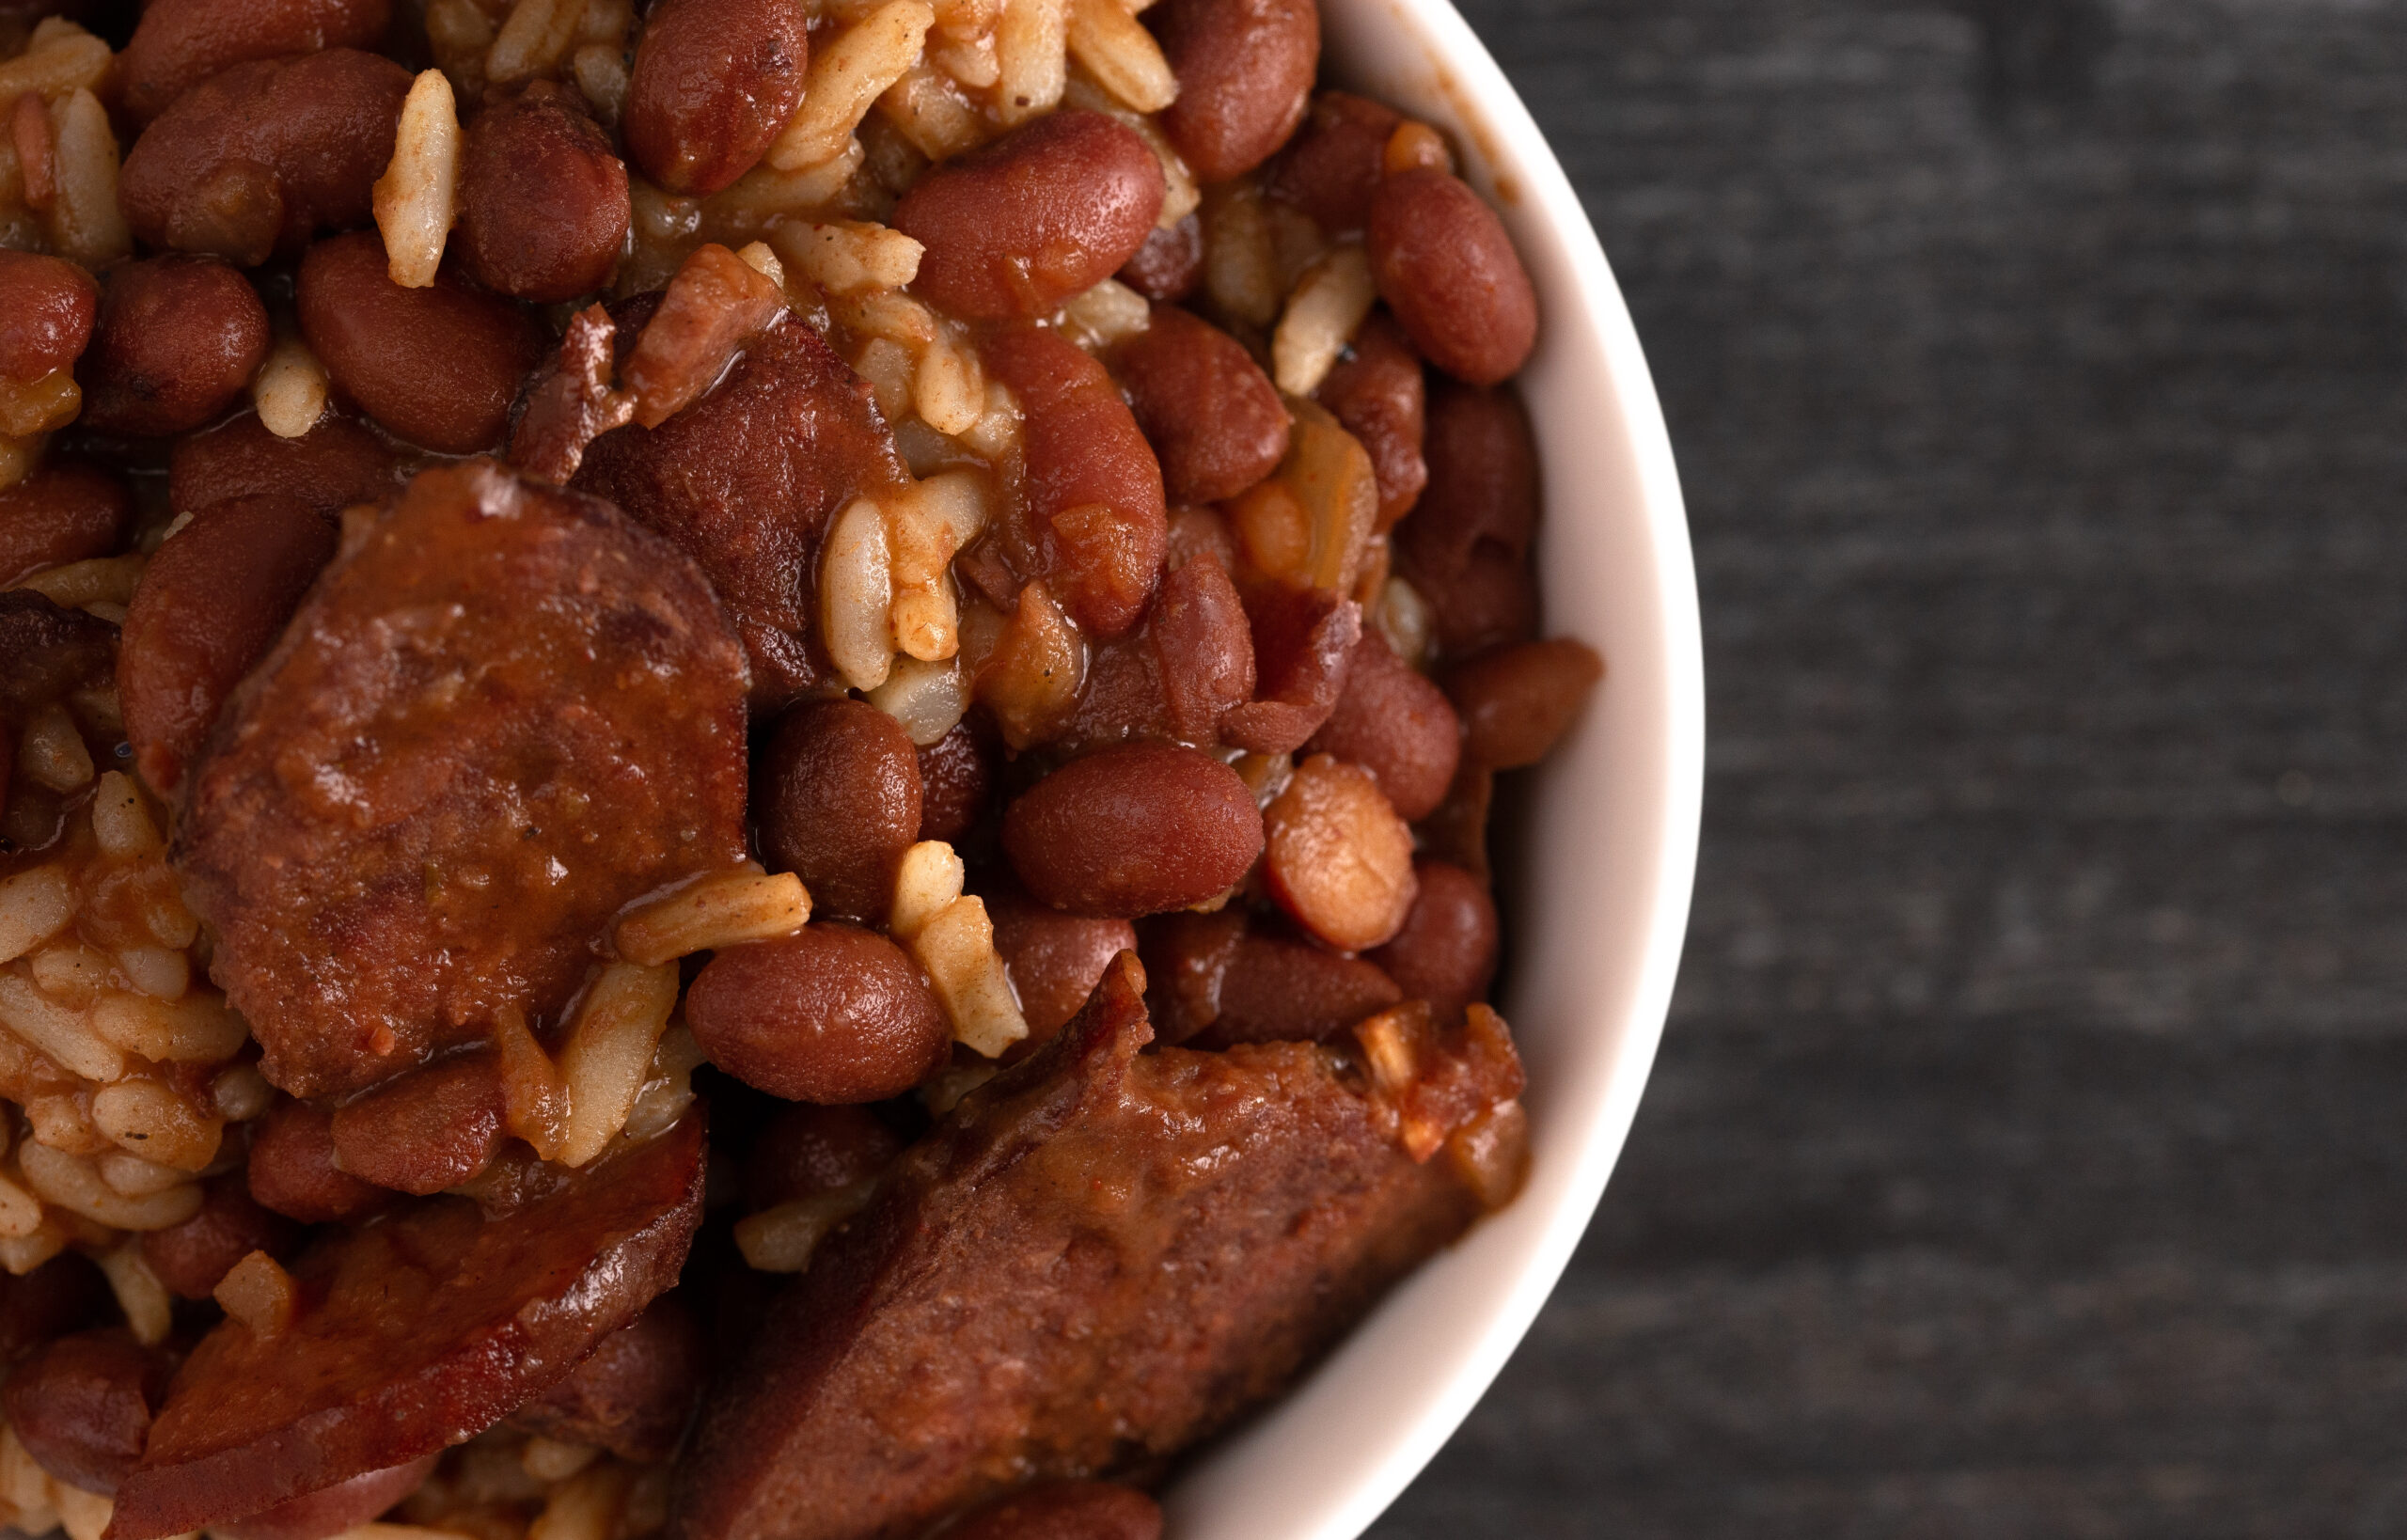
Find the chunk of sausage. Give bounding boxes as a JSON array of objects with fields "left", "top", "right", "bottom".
[
  {"left": 1264, "top": 91, "right": 1399, "bottom": 234},
  {"left": 625, "top": 0, "right": 810, "bottom": 196},
  {"left": 120, "top": 50, "right": 411, "bottom": 266},
  {"left": 574, "top": 305, "right": 908, "bottom": 710},
  {"left": 120, "top": 0, "right": 393, "bottom": 125},
  {"left": 985, "top": 884, "right": 1135, "bottom": 1045},
  {"left": 1113, "top": 305, "right": 1288, "bottom": 506},
  {"left": 298, "top": 232, "right": 545, "bottom": 455},
  {"left": 1151, "top": 0, "right": 1317, "bottom": 182},
  {"left": 329, "top": 1049, "right": 510, "bottom": 1196},
  {"left": 1314, "top": 313, "right": 1425, "bottom": 528},
  {"left": 78, "top": 256, "right": 273, "bottom": 438},
  {"left": 754, "top": 699, "right": 921, "bottom": 926},
  {"left": 669, "top": 957, "right": 1512, "bottom": 1540},
  {"left": 0, "top": 251, "right": 97, "bottom": 382},
  {"left": 981, "top": 327, "right": 1166, "bottom": 639},
  {"left": 1366, "top": 169, "right": 1536, "bottom": 386},
  {"left": 1002, "top": 743, "right": 1262, "bottom": 918},
  {"left": 743, "top": 1103, "right": 902, "bottom": 1212},
  {"left": 109, "top": 1112, "right": 707, "bottom": 1540},
  {"left": 456, "top": 82, "right": 631, "bottom": 303},
  {"left": 119, "top": 494, "right": 339, "bottom": 798},
  {"left": 1439, "top": 636, "right": 1603, "bottom": 769},
  {"left": 1, "top": 1330, "right": 169, "bottom": 1496},
  {"left": 507, "top": 1299, "right": 708, "bottom": 1463},
  {"left": 1304, "top": 629, "right": 1458, "bottom": 821},
  {"left": 685, "top": 924, "right": 950, "bottom": 1105},
  {"left": 214, "top": 1456, "right": 439, "bottom": 1540},
  {"left": 946, "top": 1484, "right": 1162, "bottom": 1540},
  {"left": 143, "top": 1171, "right": 303, "bottom": 1300},
  {"left": 176, "top": 462, "right": 748, "bottom": 1098},
  {"left": 0, "top": 460, "right": 132, "bottom": 587},
  {"left": 1369, "top": 859, "right": 1497, "bottom": 1024},
  {"left": 892, "top": 112, "right": 1164, "bottom": 322},
  {"left": 245, "top": 1098, "right": 388, "bottom": 1223},
  {"left": 169, "top": 413, "right": 397, "bottom": 520}
]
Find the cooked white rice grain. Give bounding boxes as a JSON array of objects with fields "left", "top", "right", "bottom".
[
  {"left": 994, "top": 0, "right": 1067, "bottom": 124},
  {"left": 1056, "top": 276, "right": 1149, "bottom": 352},
  {"left": 1203, "top": 180, "right": 1280, "bottom": 328},
  {"left": 0, "top": 22, "right": 109, "bottom": 102},
  {"left": 0, "top": 1169, "right": 42, "bottom": 1241},
  {"left": 571, "top": 40, "right": 630, "bottom": 123},
  {"left": 19, "top": 1140, "right": 200, "bottom": 1232},
  {"left": 16, "top": 553, "right": 140, "bottom": 611},
  {"left": 488, "top": 0, "right": 587, "bottom": 84},
  {"left": 91, "top": 1078, "right": 224, "bottom": 1171},
  {"left": 767, "top": 219, "right": 923, "bottom": 297},
  {"left": 45, "top": 88, "right": 127, "bottom": 265},
  {"left": 912, "top": 895, "right": 1026, "bottom": 1057},
  {"left": 1272, "top": 243, "right": 1377, "bottom": 396},
  {"left": 867, "top": 654, "right": 970, "bottom": 746},
  {"left": 0, "top": 865, "right": 73, "bottom": 965},
  {"left": 527, "top": 1458, "right": 636, "bottom": 1540},
  {"left": 1065, "top": 0, "right": 1175, "bottom": 112},
  {"left": 616, "top": 867, "right": 810, "bottom": 967},
  {"left": 768, "top": 0, "right": 936, "bottom": 172},
  {"left": 732, "top": 1179, "right": 876, "bottom": 1272},
  {"left": 112, "top": 946, "right": 190, "bottom": 1001},
  {"left": 52, "top": 1480, "right": 108, "bottom": 1540},
  {"left": 374, "top": 70, "right": 462, "bottom": 289},
  {"left": 88, "top": 989, "right": 249, "bottom": 1063},
  {"left": 0, "top": 974, "right": 121, "bottom": 1080},
  {"left": 97, "top": 1150, "right": 190, "bottom": 1198},
  {"left": 212, "top": 1062, "right": 275, "bottom": 1124},
  {"left": 876, "top": 60, "right": 987, "bottom": 161},
  {"left": 889, "top": 841, "right": 965, "bottom": 942},
  {"left": 253, "top": 334, "right": 331, "bottom": 439},
  {"left": 702, "top": 141, "right": 863, "bottom": 237},
  {"left": 822, "top": 497, "right": 898, "bottom": 689},
  {"left": 554, "top": 960, "right": 680, "bottom": 1168}
]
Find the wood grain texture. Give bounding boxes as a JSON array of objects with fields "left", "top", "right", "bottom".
[{"left": 1369, "top": 1, "right": 2407, "bottom": 1533}]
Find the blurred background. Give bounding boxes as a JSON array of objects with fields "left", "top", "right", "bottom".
[{"left": 1368, "top": 1, "right": 2407, "bottom": 1534}]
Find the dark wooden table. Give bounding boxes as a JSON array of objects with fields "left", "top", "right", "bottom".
[{"left": 1368, "top": 2, "right": 2407, "bottom": 1534}]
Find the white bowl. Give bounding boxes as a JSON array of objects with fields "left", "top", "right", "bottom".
[{"left": 1159, "top": 3, "right": 1706, "bottom": 1535}]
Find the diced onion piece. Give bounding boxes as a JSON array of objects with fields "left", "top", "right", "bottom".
[
  {"left": 910, "top": 896, "right": 1027, "bottom": 1058},
  {"left": 868, "top": 655, "right": 969, "bottom": 746},
  {"left": 212, "top": 1249, "right": 297, "bottom": 1338}
]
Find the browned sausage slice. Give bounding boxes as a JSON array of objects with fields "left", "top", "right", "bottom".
[
  {"left": 669, "top": 957, "right": 1519, "bottom": 1540},
  {"left": 175, "top": 461, "right": 748, "bottom": 1099},
  {"left": 107, "top": 1111, "right": 707, "bottom": 1540}
]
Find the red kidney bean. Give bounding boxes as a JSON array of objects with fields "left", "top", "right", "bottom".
[
  {"left": 1440, "top": 636, "right": 1603, "bottom": 769},
  {"left": 0, "top": 460, "right": 132, "bottom": 587},
  {"left": 1407, "top": 539, "right": 1535, "bottom": 659},
  {"left": 1265, "top": 91, "right": 1399, "bottom": 234},
  {"left": 743, "top": 1103, "right": 902, "bottom": 1211},
  {"left": 505, "top": 1302, "right": 706, "bottom": 1464},
  {"left": 119, "top": 494, "right": 338, "bottom": 797},
  {"left": 169, "top": 411, "right": 398, "bottom": 519},
  {"left": 120, "top": 0, "right": 394, "bottom": 126},
  {"left": 1369, "top": 859, "right": 1497, "bottom": 1023},
  {"left": 1116, "top": 213, "right": 1203, "bottom": 303},
  {"left": 297, "top": 231, "right": 545, "bottom": 454},
  {"left": 120, "top": 50, "right": 411, "bottom": 266},
  {"left": 755, "top": 698, "right": 922, "bottom": 925},
  {"left": 0, "top": 1330, "right": 168, "bottom": 1496},
  {"left": 1151, "top": 0, "right": 1318, "bottom": 182},
  {"left": 982, "top": 326, "right": 1167, "bottom": 638},
  {"left": 329, "top": 1048, "right": 509, "bottom": 1196},
  {"left": 1304, "top": 629, "right": 1458, "bottom": 821},
  {"left": 915, "top": 719, "right": 994, "bottom": 845},
  {"left": 1136, "top": 907, "right": 1242, "bottom": 1044},
  {"left": 1367, "top": 168, "right": 1538, "bottom": 385},
  {"left": 78, "top": 256, "right": 272, "bottom": 437},
  {"left": 1218, "top": 588, "right": 1359, "bottom": 756},
  {"left": 1314, "top": 312, "right": 1425, "bottom": 528},
  {"left": 1002, "top": 742, "right": 1263, "bottom": 917},
  {"left": 215, "top": 1456, "right": 439, "bottom": 1540},
  {"left": 141, "top": 1171, "right": 303, "bottom": 1301},
  {"left": 457, "top": 82, "right": 630, "bottom": 303},
  {"left": 986, "top": 883, "right": 1136, "bottom": 1045},
  {"left": 1398, "top": 378, "right": 1536, "bottom": 576},
  {"left": 0, "top": 251, "right": 97, "bottom": 382},
  {"left": 246, "top": 1097, "right": 390, "bottom": 1223},
  {"left": 892, "top": 112, "right": 1164, "bottom": 321},
  {"left": 1195, "top": 928, "right": 1400, "bottom": 1047},
  {"left": 686, "top": 923, "right": 951, "bottom": 1104},
  {"left": 1147, "top": 547, "right": 1254, "bottom": 746},
  {"left": 1114, "top": 304, "right": 1289, "bottom": 505},
  {"left": 624, "top": 0, "right": 810, "bottom": 196},
  {"left": 946, "top": 1482, "right": 1162, "bottom": 1540},
  {"left": 1262, "top": 753, "right": 1416, "bottom": 951},
  {"left": 0, "top": 1254, "right": 109, "bottom": 1365}
]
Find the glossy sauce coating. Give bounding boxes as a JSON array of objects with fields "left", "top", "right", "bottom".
[
  {"left": 0, "top": 251, "right": 97, "bottom": 381},
  {"left": 79, "top": 256, "right": 272, "bottom": 438}
]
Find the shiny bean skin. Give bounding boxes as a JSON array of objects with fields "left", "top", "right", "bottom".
[
  {"left": 329, "top": 1048, "right": 510, "bottom": 1196},
  {"left": 756, "top": 698, "right": 923, "bottom": 925},
  {"left": 1002, "top": 743, "right": 1263, "bottom": 918},
  {"left": 743, "top": 1103, "right": 902, "bottom": 1211},
  {"left": 686, "top": 923, "right": 951, "bottom": 1104},
  {"left": 946, "top": 1482, "right": 1163, "bottom": 1540},
  {"left": 1367, "top": 168, "right": 1538, "bottom": 385},
  {"left": 0, "top": 460, "right": 133, "bottom": 588},
  {"left": 982, "top": 326, "right": 1167, "bottom": 638},
  {"left": 120, "top": 50, "right": 411, "bottom": 266},
  {"left": 1439, "top": 636, "right": 1603, "bottom": 769},
  {"left": 1369, "top": 858, "right": 1497, "bottom": 1023},
  {"left": 986, "top": 884, "right": 1136, "bottom": 1044},
  {"left": 1406, "top": 538, "right": 1534, "bottom": 659},
  {"left": 893, "top": 112, "right": 1165, "bottom": 322},
  {"left": 0, "top": 1330, "right": 167, "bottom": 1496},
  {"left": 246, "top": 1096, "right": 390, "bottom": 1223},
  {"left": 0, "top": 251, "right": 97, "bottom": 382},
  {"left": 120, "top": 0, "right": 394, "bottom": 125},
  {"left": 215, "top": 1456, "right": 440, "bottom": 1540},
  {"left": 1314, "top": 312, "right": 1425, "bottom": 528},
  {"left": 1116, "top": 213, "right": 1204, "bottom": 304},
  {"left": 169, "top": 411, "right": 398, "bottom": 519},
  {"left": 457, "top": 82, "right": 631, "bottom": 303},
  {"left": 1304, "top": 630, "right": 1458, "bottom": 821},
  {"left": 1114, "top": 305, "right": 1288, "bottom": 505},
  {"left": 1396, "top": 379, "right": 1536, "bottom": 574},
  {"left": 298, "top": 231, "right": 545, "bottom": 454},
  {"left": 79, "top": 256, "right": 273, "bottom": 438},
  {"left": 1262, "top": 753, "right": 1417, "bottom": 951},
  {"left": 915, "top": 719, "right": 994, "bottom": 845},
  {"left": 1265, "top": 91, "right": 1398, "bottom": 234},
  {"left": 141, "top": 1171, "right": 302, "bottom": 1301},
  {"left": 119, "top": 494, "right": 338, "bottom": 797},
  {"left": 1156, "top": 921, "right": 1399, "bottom": 1047},
  {"left": 625, "top": 0, "right": 810, "bottom": 196},
  {"left": 1151, "top": 0, "right": 1318, "bottom": 183}
]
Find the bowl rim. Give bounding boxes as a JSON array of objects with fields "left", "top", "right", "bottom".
[{"left": 1158, "top": 0, "right": 1706, "bottom": 1534}]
